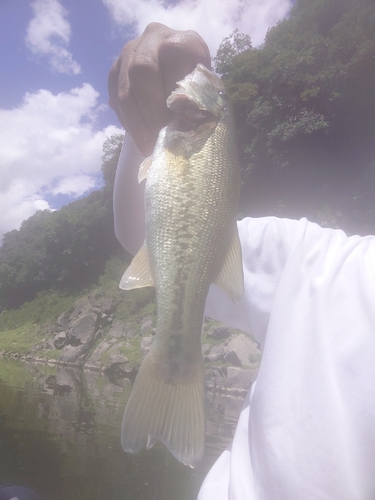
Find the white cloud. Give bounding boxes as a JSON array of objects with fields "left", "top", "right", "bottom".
[
  {"left": 26, "top": 0, "right": 81, "bottom": 74},
  {"left": 0, "top": 84, "right": 122, "bottom": 240},
  {"left": 103, "top": 0, "right": 293, "bottom": 55}
]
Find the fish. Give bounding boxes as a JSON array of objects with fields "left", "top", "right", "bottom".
[{"left": 119, "top": 63, "right": 244, "bottom": 468}]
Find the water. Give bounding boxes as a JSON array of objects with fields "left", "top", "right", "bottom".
[{"left": 0, "top": 358, "right": 245, "bottom": 500}]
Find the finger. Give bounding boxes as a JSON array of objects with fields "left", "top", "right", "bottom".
[
  {"left": 122, "top": 25, "right": 176, "bottom": 155},
  {"left": 159, "top": 30, "right": 212, "bottom": 100},
  {"left": 128, "top": 39, "right": 172, "bottom": 152},
  {"left": 109, "top": 38, "right": 160, "bottom": 155},
  {"left": 108, "top": 38, "right": 142, "bottom": 128}
]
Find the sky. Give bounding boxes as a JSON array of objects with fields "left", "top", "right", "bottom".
[{"left": 0, "top": 0, "right": 294, "bottom": 242}]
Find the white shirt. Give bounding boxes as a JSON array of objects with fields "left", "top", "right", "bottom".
[{"left": 199, "top": 216, "right": 375, "bottom": 500}]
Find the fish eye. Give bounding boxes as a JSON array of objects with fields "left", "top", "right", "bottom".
[{"left": 218, "top": 90, "right": 227, "bottom": 96}]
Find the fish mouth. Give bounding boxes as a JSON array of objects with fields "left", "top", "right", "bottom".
[
  {"left": 168, "top": 94, "right": 215, "bottom": 132},
  {"left": 166, "top": 64, "right": 226, "bottom": 127}
]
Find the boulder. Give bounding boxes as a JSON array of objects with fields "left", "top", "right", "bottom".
[
  {"left": 104, "top": 354, "right": 137, "bottom": 382},
  {"left": 207, "top": 325, "right": 232, "bottom": 341},
  {"left": 125, "top": 322, "right": 136, "bottom": 339},
  {"left": 224, "top": 367, "right": 257, "bottom": 390},
  {"left": 70, "top": 297, "right": 90, "bottom": 319},
  {"left": 98, "top": 296, "right": 114, "bottom": 315},
  {"left": 226, "top": 334, "right": 262, "bottom": 367},
  {"left": 54, "top": 331, "right": 67, "bottom": 350},
  {"left": 85, "top": 340, "right": 113, "bottom": 370},
  {"left": 68, "top": 313, "right": 99, "bottom": 346},
  {"left": 224, "top": 349, "right": 242, "bottom": 367},
  {"left": 108, "top": 320, "right": 126, "bottom": 339},
  {"left": 60, "top": 344, "right": 92, "bottom": 364},
  {"left": 206, "top": 366, "right": 257, "bottom": 393},
  {"left": 56, "top": 312, "right": 70, "bottom": 330},
  {"left": 140, "top": 336, "right": 154, "bottom": 358},
  {"left": 201, "top": 343, "right": 211, "bottom": 355},
  {"left": 141, "top": 317, "right": 154, "bottom": 336},
  {"left": 99, "top": 313, "right": 113, "bottom": 327}
]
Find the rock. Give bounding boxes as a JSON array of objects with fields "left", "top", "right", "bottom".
[
  {"left": 104, "top": 354, "right": 137, "bottom": 382},
  {"left": 70, "top": 297, "right": 90, "bottom": 319},
  {"left": 54, "top": 331, "right": 67, "bottom": 349},
  {"left": 107, "top": 320, "right": 126, "bottom": 339},
  {"left": 224, "top": 367, "right": 257, "bottom": 390},
  {"left": 99, "top": 313, "right": 113, "bottom": 327},
  {"left": 68, "top": 313, "right": 99, "bottom": 346},
  {"left": 125, "top": 322, "right": 136, "bottom": 339},
  {"left": 107, "top": 354, "right": 128, "bottom": 365},
  {"left": 85, "top": 340, "right": 113, "bottom": 370},
  {"left": 203, "top": 341, "right": 227, "bottom": 363},
  {"left": 206, "top": 366, "right": 257, "bottom": 393},
  {"left": 204, "top": 352, "right": 224, "bottom": 363},
  {"left": 56, "top": 312, "right": 70, "bottom": 330},
  {"left": 140, "top": 336, "right": 154, "bottom": 358},
  {"left": 201, "top": 343, "right": 211, "bottom": 355},
  {"left": 99, "top": 297, "right": 114, "bottom": 315},
  {"left": 224, "top": 349, "right": 242, "bottom": 367},
  {"left": 60, "top": 344, "right": 91, "bottom": 364},
  {"left": 226, "top": 334, "right": 261, "bottom": 367},
  {"left": 207, "top": 326, "right": 231, "bottom": 341},
  {"left": 141, "top": 317, "right": 154, "bottom": 335},
  {"left": 210, "top": 343, "right": 226, "bottom": 356}
]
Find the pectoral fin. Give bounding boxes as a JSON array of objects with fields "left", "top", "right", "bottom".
[
  {"left": 138, "top": 156, "right": 153, "bottom": 183},
  {"left": 119, "top": 243, "right": 154, "bottom": 290},
  {"left": 214, "top": 226, "right": 244, "bottom": 302}
]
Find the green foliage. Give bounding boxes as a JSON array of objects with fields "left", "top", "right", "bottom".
[
  {"left": 0, "top": 324, "right": 44, "bottom": 355},
  {"left": 213, "top": 29, "right": 252, "bottom": 76},
  {"left": 98, "top": 256, "right": 127, "bottom": 293},
  {"left": 101, "top": 133, "right": 124, "bottom": 195},
  {"left": 115, "top": 288, "right": 156, "bottom": 323},
  {"left": 0, "top": 135, "right": 125, "bottom": 311},
  {"left": 0, "top": 290, "right": 75, "bottom": 332},
  {"left": 215, "top": 0, "right": 375, "bottom": 233},
  {"left": 118, "top": 337, "right": 143, "bottom": 367},
  {"left": 0, "top": 253, "right": 156, "bottom": 362}
]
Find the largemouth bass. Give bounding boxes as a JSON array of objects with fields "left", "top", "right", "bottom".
[{"left": 120, "top": 64, "right": 243, "bottom": 467}]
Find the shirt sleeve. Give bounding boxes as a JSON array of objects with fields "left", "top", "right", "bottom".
[
  {"left": 113, "top": 133, "right": 146, "bottom": 256},
  {"left": 205, "top": 216, "right": 300, "bottom": 347},
  {"left": 201, "top": 219, "right": 375, "bottom": 500}
]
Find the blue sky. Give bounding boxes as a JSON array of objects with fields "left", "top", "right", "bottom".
[{"left": 0, "top": 0, "right": 293, "bottom": 241}]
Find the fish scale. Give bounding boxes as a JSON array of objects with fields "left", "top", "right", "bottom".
[{"left": 119, "top": 64, "right": 244, "bottom": 467}]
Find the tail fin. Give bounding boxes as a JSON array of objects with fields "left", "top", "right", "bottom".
[{"left": 121, "top": 350, "right": 205, "bottom": 468}]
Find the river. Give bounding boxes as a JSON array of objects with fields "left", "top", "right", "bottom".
[{"left": 0, "top": 358, "right": 245, "bottom": 500}]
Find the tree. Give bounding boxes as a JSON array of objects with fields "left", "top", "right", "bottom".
[
  {"left": 214, "top": 0, "right": 375, "bottom": 234},
  {"left": 101, "top": 133, "right": 124, "bottom": 195},
  {"left": 213, "top": 29, "right": 252, "bottom": 77},
  {"left": 0, "top": 134, "right": 125, "bottom": 311}
]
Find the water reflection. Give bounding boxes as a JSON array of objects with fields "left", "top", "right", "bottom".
[{"left": 0, "top": 358, "right": 244, "bottom": 500}]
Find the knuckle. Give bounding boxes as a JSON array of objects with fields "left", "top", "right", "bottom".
[
  {"left": 143, "top": 22, "right": 166, "bottom": 34},
  {"left": 128, "top": 54, "right": 157, "bottom": 79}
]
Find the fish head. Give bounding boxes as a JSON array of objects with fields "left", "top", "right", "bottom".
[{"left": 166, "top": 64, "right": 228, "bottom": 131}]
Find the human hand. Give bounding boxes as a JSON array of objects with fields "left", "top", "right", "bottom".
[{"left": 108, "top": 22, "right": 211, "bottom": 157}]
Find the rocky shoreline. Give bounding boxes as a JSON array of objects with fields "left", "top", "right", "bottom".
[{"left": 1, "top": 291, "right": 261, "bottom": 395}]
